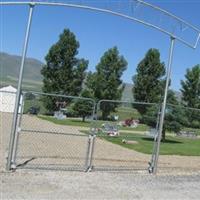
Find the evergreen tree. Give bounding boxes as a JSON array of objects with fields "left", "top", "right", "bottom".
[
  {"left": 72, "top": 89, "right": 94, "bottom": 122},
  {"left": 180, "top": 65, "right": 200, "bottom": 128},
  {"left": 41, "top": 29, "right": 88, "bottom": 112},
  {"left": 132, "top": 48, "right": 165, "bottom": 115},
  {"left": 142, "top": 90, "right": 184, "bottom": 141},
  {"left": 86, "top": 47, "right": 127, "bottom": 119},
  {"left": 163, "top": 90, "right": 186, "bottom": 141},
  {"left": 181, "top": 65, "right": 200, "bottom": 108}
]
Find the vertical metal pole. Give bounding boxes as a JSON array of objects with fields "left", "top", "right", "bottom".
[
  {"left": 6, "top": 4, "right": 35, "bottom": 170},
  {"left": 152, "top": 37, "right": 175, "bottom": 174},
  {"left": 148, "top": 103, "right": 161, "bottom": 173},
  {"left": 18, "top": 92, "right": 25, "bottom": 129},
  {"left": 12, "top": 92, "right": 25, "bottom": 163},
  {"left": 88, "top": 135, "right": 96, "bottom": 171},
  {"left": 89, "top": 100, "right": 97, "bottom": 133},
  {"left": 84, "top": 135, "right": 92, "bottom": 171}
]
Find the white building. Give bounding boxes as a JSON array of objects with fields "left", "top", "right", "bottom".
[{"left": 0, "top": 85, "right": 23, "bottom": 113}]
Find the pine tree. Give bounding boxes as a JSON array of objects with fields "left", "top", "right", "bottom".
[
  {"left": 41, "top": 29, "right": 88, "bottom": 112},
  {"left": 132, "top": 48, "right": 165, "bottom": 115},
  {"left": 86, "top": 47, "right": 127, "bottom": 119},
  {"left": 143, "top": 90, "right": 184, "bottom": 141},
  {"left": 181, "top": 65, "right": 200, "bottom": 128},
  {"left": 72, "top": 89, "right": 94, "bottom": 122},
  {"left": 181, "top": 65, "right": 200, "bottom": 108}
]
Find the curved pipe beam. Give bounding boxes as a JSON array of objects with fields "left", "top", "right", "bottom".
[
  {"left": 1, "top": 1, "right": 200, "bottom": 49},
  {"left": 137, "top": 0, "right": 200, "bottom": 33}
]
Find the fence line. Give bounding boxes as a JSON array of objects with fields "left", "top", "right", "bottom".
[{"left": 1, "top": 90, "right": 199, "bottom": 172}]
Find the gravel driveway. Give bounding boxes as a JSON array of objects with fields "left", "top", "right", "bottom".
[
  {"left": 1, "top": 112, "right": 200, "bottom": 199},
  {"left": 1, "top": 170, "right": 200, "bottom": 200}
]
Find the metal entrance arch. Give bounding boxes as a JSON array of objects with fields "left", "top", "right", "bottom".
[{"left": 1, "top": 0, "right": 200, "bottom": 174}]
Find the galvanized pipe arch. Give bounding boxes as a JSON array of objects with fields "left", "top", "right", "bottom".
[{"left": 1, "top": 1, "right": 200, "bottom": 49}]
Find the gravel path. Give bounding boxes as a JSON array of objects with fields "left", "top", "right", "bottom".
[{"left": 1, "top": 170, "right": 200, "bottom": 200}]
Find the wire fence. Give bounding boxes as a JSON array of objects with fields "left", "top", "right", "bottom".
[
  {"left": 17, "top": 91, "right": 95, "bottom": 171},
  {"left": 155, "top": 103, "right": 200, "bottom": 174},
  {"left": 90, "top": 100, "right": 160, "bottom": 171},
  {"left": 0, "top": 91, "right": 96, "bottom": 171},
  {"left": 0, "top": 90, "right": 199, "bottom": 173},
  {"left": 16, "top": 131, "right": 91, "bottom": 171}
]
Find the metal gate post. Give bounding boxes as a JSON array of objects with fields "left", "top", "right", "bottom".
[
  {"left": 84, "top": 135, "right": 92, "bottom": 171},
  {"left": 148, "top": 104, "right": 162, "bottom": 173},
  {"left": 152, "top": 36, "right": 175, "bottom": 174},
  {"left": 6, "top": 3, "right": 35, "bottom": 170},
  {"left": 12, "top": 92, "right": 26, "bottom": 163},
  {"left": 87, "top": 135, "right": 96, "bottom": 172},
  {"left": 18, "top": 92, "right": 25, "bottom": 129}
]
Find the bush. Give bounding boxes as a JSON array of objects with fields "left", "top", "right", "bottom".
[
  {"left": 28, "top": 106, "right": 40, "bottom": 115},
  {"left": 191, "top": 120, "right": 200, "bottom": 129}
]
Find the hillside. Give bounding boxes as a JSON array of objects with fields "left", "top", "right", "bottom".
[
  {"left": 121, "top": 83, "right": 134, "bottom": 102},
  {"left": 0, "top": 52, "right": 43, "bottom": 90}
]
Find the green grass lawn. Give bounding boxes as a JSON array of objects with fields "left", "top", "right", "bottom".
[
  {"left": 81, "top": 130, "right": 200, "bottom": 156},
  {"left": 38, "top": 115, "right": 92, "bottom": 128},
  {"left": 38, "top": 115, "right": 149, "bottom": 131},
  {"left": 110, "top": 106, "right": 141, "bottom": 120},
  {"left": 107, "top": 135, "right": 200, "bottom": 156}
]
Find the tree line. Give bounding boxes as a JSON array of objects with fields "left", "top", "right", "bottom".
[{"left": 41, "top": 29, "right": 200, "bottom": 139}]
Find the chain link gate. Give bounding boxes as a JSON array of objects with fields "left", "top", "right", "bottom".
[
  {"left": 12, "top": 91, "right": 96, "bottom": 171},
  {"left": 5, "top": 92, "right": 160, "bottom": 172},
  {"left": 2, "top": 89, "right": 199, "bottom": 173},
  {"left": 88, "top": 100, "right": 160, "bottom": 171},
  {"left": 151, "top": 103, "right": 200, "bottom": 174}
]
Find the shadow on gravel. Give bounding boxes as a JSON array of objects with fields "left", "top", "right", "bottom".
[{"left": 16, "top": 157, "right": 36, "bottom": 167}]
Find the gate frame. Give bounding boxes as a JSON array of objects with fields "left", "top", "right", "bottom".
[
  {"left": 93, "top": 99, "right": 160, "bottom": 171},
  {"left": 13, "top": 90, "right": 96, "bottom": 171}
]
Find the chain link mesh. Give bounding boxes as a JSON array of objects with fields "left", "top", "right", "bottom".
[
  {"left": 15, "top": 91, "right": 95, "bottom": 171},
  {"left": 156, "top": 103, "right": 200, "bottom": 174},
  {"left": 91, "top": 100, "right": 159, "bottom": 171},
  {"left": 1, "top": 90, "right": 199, "bottom": 174}
]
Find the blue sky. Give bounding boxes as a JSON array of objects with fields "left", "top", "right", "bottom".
[{"left": 1, "top": 0, "right": 200, "bottom": 91}]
